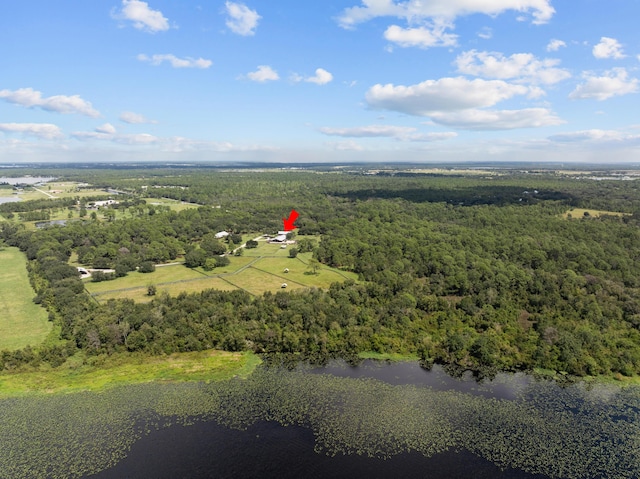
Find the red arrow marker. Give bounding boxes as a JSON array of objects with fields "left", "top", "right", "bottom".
[{"left": 283, "top": 209, "right": 299, "bottom": 231}]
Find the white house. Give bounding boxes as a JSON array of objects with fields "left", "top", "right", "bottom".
[{"left": 215, "top": 231, "right": 230, "bottom": 239}]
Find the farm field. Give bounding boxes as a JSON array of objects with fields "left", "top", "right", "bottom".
[{"left": 0, "top": 247, "right": 51, "bottom": 350}]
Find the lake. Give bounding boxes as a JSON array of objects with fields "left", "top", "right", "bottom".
[
  {"left": 0, "top": 176, "right": 54, "bottom": 185},
  {"left": 1, "top": 361, "right": 638, "bottom": 479}
]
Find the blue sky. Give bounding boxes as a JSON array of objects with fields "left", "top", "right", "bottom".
[{"left": 2, "top": 0, "right": 640, "bottom": 164}]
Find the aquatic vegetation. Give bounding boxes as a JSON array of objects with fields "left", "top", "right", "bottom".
[{"left": 0, "top": 365, "right": 638, "bottom": 478}]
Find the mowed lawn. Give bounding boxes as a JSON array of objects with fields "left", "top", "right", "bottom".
[
  {"left": 253, "top": 255, "right": 358, "bottom": 288},
  {"left": 224, "top": 267, "right": 304, "bottom": 295},
  {"left": 84, "top": 264, "right": 206, "bottom": 294},
  {"left": 86, "top": 242, "right": 359, "bottom": 302},
  {"left": 93, "top": 277, "right": 237, "bottom": 303},
  {"left": 0, "top": 247, "right": 51, "bottom": 350}
]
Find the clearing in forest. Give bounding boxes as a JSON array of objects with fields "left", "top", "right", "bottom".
[
  {"left": 86, "top": 251, "right": 358, "bottom": 303},
  {"left": 0, "top": 247, "right": 51, "bottom": 350},
  {"left": 562, "top": 208, "right": 631, "bottom": 219}
]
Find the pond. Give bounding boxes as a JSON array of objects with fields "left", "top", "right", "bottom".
[{"left": 0, "top": 361, "right": 638, "bottom": 479}]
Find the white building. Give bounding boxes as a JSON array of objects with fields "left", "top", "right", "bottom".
[{"left": 215, "top": 231, "right": 230, "bottom": 239}]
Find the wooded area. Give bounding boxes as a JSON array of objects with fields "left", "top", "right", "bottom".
[{"left": 2, "top": 168, "right": 640, "bottom": 378}]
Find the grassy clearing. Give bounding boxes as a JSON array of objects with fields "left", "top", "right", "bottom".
[
  {"left": 225, "top": 267, "right": 303, "bottom": 295},
  {"left": 84, "top": 265, "right": 204, "bottom": 294},
  {"left": 254, "top": 255, "right": 358, "bottom": 287},
  {"left": 142, "top": 197, "right": 200, "bottom": 212},
  {"left": 562, "top": 208, "right": 631, "bottom": 219},
  {"left": 242, "top": 241, "right": 291, "bottom": 257},
  {"left": 0, "top": 247, "right": 51, "bottom": 350},
  {"left": 0, "top": 350, "right": 261, "bottom": 398},
  {"left": 93, "top": 277, "right": 238, "bottom": 303}
]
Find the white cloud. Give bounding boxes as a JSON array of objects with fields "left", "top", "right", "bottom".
[
  {"left": 137, "top": 54, "right": 212, "bottom": 69},
  {"left": 0, "top": 123, "right": 63, "bottom": 140},
  {"left": 95, "top": 123, "right": 117, "bottom": 135},
  {"left": 593, "top": 37, "right": 625, "bottom": 59},
  {"left": 548, "top": 129, "right": 625, "bottom": 142},
  {"left": 455, "top": 50, "right": 571, "bottom": 85},
  {"left": 546, "top": 39, "right": 566, "bottom": 52},
  {"left": 292, "top": 68, "right": 334, "bottom": 85},
  {"left": 428, "top": 108, "right": 564, "bottom": 130},
  {"left": 478, "top": 27, "right": 493, "bottom": 40},
  {"left": 120, "top": 111, "right": 156, "bottom": 124},
  {"left": 365, "top": 77, "right": 534, "bottom": 115},
  {"left": 115, "top": 0, "right": 169, "bottom": 33},
  {"left": 72, "top": 130, "right": 159, "bottom": 145},
  {"left": 0, "top": 88, "right": 100, "bottom": 117},
  {"left": 225, "top": 2, "right": 260, "bottom": 36},
  {"left": 246, "top": 65, "right": 279, "bottom": 82},
  {"left": 319, "top": 124, "right": 456, "bottom": 141},
  {"left": 569, "top": 68, "right": 638, "bottom": 101},
  {"left": 384, "top": 22, "right": 457, "bottom": 49},
  {"left": 337, "top": 0, "right": 555, "bottom": 29}
]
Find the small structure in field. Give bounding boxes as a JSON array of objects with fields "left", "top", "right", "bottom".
[
  {"left": 283, "top": 268, "right": 289, "bottom": 273},
  {"left": 281, "top": 283, "right": 287, "bottom": 288}
]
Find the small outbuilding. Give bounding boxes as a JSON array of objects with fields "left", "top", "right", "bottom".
[
  {"left": 281, "top": 283, "right": 288, "bottom": 288},
  {"left": 215, "top": 231, "right": 230, "bottom": 239}
]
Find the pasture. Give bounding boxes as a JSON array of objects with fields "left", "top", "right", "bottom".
[
  {"left": 562, "top": 208, "right": 631, "bottom": 219},
  {"left": 0, "top": 247, "right": 51, "bottom": 350},
  {"left": 86, "top": 249, "right": 358, "bottom": 303}
]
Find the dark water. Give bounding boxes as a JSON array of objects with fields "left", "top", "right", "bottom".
[
  {"left": 94, "top": 419, "right": 545, "bottom": 479},
  {"left": 91, "top": 362, "right": 552, "bottom": 479},
  {"left": 35, "top": 219, "right": 68, "bottom": 228}
]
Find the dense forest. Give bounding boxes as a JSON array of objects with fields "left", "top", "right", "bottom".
[{"left": 2, "top": 168, "right": 640, "bottom": 378}]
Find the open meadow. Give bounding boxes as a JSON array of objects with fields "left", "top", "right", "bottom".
[
  {"left": 0, "top": 247, "right": 51, "bottom": 350},
  {"left": 85, "top": 246, "right": 359, "bottom": 302}
]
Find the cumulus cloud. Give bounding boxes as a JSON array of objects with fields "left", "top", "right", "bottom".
[
  {"left": 365, "top": 77, "right": 536, "bottom": 115},
  {"left": 0, "top": 88, "right": 100, "bottom": 117},
  {"left": 137, "top": 54, "right": 212, "bottom": 69},
  {"left": 246, "top": 65, "right": 279, "bottom": 82},
  {"left": 319, "top": 125, "right": 456, "bottom": 142},
  {"left": 569, "top": 68, "right": 638, "bottom": 101},
  {"left": 0, "top": 123, "right": 63, "bottom": 140},
  {"left": 292, "top": 68, "right": 334, "bottom": 85},
  {"left": 114, "top": 0, "right": 169, "bottom": 33},
  {"left": 593, "top": 37, "right": 625, "bottom": 59},
  {"left": 337, "top": 0, "right": 555, "bottom": 29},
  {"left": 455, "top": 50, "right": 571, "bottom": 85},
  {"left": 428, "top": 108, "right": 564, "bottom": 130},
  {"left": 225, "top": 2, "right": 260, "bottom": 36},
  {"left": 384, "top": 22, "right": 457, "bottom": 48},
  {"left": 119, "top": 111, "right": 156, "bottom": 124},
  {"left": 546, "top": 39, "right": 566, "bottom": 52}
]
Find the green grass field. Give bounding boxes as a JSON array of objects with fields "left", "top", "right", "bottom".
[
  {"left": 86, "top": 246, "right": 359, "bottom": 302},
  {"left": 142, "top": 197, "right": 200, "bottom": 212},
  {"left": 562, "top": 208, "right": 631, "bottom": 219},
  {"left": 0, "top": 349, "right": 261, "bottom": 397},
  {"left": 0, "top": 247, "right": 51, "bottom": 350}
]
